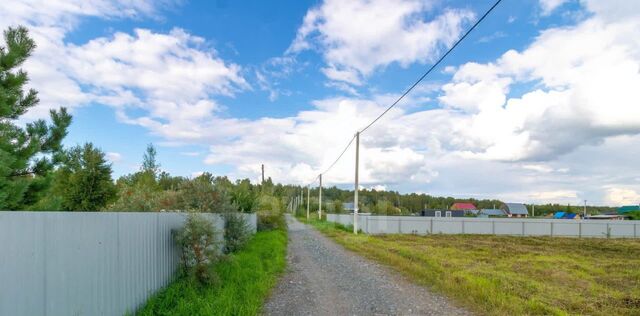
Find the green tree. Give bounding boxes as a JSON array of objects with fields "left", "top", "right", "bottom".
[
  {"left": 142, "top": 143, "right": 159, "bottom": 176},
  {"left": 0, "top": 26, "right": 72, "bottom": 210},
  {"left": 55, "top": 143, "right": 116, "bottom": 211},
  {"left": 231, "top": 178, "right": 258, "bottom": 213}
]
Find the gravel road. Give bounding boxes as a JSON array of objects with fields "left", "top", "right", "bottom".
[{"left": 263, "top": 215, "right": 471, "bottom": 316}]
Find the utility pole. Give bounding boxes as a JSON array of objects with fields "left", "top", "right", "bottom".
[
  {"left": 319, "top": 174, "right": 323, "bottom": 220},
  {"left": 354, "top": 131, "right": 360, "bottom": 234},
  {"left": 261, "top": 164, "right": 265, "bottom": 184},
  {"left": 532, "top": 204, "right": 535, "bottom": 217},
  {"left": 583, "top": 200, "right": 587, "bottom": 218},
  {"left": 307, "top": 186, "right": 310, "bottom": 219}
]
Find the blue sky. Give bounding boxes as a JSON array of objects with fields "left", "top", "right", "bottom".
[{"left": 2, "top": 0, "right": 640, "bottom": 206}]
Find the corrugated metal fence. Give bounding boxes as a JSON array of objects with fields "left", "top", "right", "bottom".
[
  {"left": 327, "top": 214, "right": 639, "bottom": 238},
  {"left": 0, "top": 211, "right": 257, "bottom": 316}
]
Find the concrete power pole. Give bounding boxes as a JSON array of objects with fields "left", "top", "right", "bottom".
[
  {"left": 307, "top": 186, "right": 310, "bottom": 219},
  {"left": 261, "top": 164, "right": 265, "bottom": 184},
  {"left": 354, "top": 131, "right": 360, "bottom": 234},
  {"left": 319, "top": 174, "right": 323, "bottom": 220},
  {"left": 583, "top": 200, "right": 587, "bottom": 218}
]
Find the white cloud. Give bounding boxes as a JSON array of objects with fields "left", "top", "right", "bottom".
[
  {"left": 437, "top": 4, "right": 640, "bottom": 161},
  {"left": 539, "top": 0, "right": 570, "bottom": 15},
  {"left": 606, "top": 188, "right": 640, "bottom": 206},
  {"left": 105, "top": 152, "right": 122, "bottom": 163},
  {"left": 288, "top": 0, "right": 474, "bottom": 86}
]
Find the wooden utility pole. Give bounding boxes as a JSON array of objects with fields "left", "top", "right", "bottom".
[
  {"left": 354, "top": 132, "right": 360, "bottom": 234},
  {"left": 319, "top": 174, "right": 323, "bottom": 219}
]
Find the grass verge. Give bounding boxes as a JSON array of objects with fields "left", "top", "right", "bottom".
[
  {"left": 137, "top": 229, "right": 287, "bottom": 316},
  {"left": 298, "top": 215, "right": 640, "bottom": 316}
]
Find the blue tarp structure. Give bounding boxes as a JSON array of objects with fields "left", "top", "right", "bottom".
[
  {"left": 565, "top": 213, "right": 577, "bottom": 219},
  {"left": 553, "top": 212, "right": 565, "bottom": 219}
]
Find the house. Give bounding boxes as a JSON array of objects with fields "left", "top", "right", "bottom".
[
  {"left": 421, "top": 209, "right": 464, "bottom": 217},
  {"left": 618, "top": 205, "right": 640, "bottom": 214},
  {"left": 450, "top": 202, "right": 477, "bottom": 211},
  {"left": 479, "top": 209, "right": 507, "bottom": 217},
  {"left": 501, "top": 203, "right": 529, "bottom": 218},
  {"left": 450, "top": 202, "right": 478, "bottom": 215},
  {"left": 585, "top": 214, "right": 626, "bottom": 220},
  {"left": 553, "top": 212, "right": 581, "bottom": 219}
]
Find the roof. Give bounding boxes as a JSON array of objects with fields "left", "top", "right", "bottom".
[
  {"left": 503, "top": 203, "right": 529, "bottom": 215},
  {"left": 480, "top": 209, "right": 506, "bottom": 216},
  {"left": 451, "top": 202, "right": 477, "bottom": 210},
  {"left": 564, "top": 213, "right": 577, "bottom": 219},
  {"left": 618, "top": 205, "right": 640, "bottom": 213}
]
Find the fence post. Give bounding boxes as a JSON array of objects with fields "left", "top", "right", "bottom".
[
  {"left": 550, "top": 222, "right": 554, "bottom": 236},
  {"left": 522, "top": 221, "right": 525, "bottom": 236},
  {"left": 430, "top": 219, "right": 433, "bottom": 234},
  {"left": 579, "top": 222, "right": 582, "bottom": 238},
  {"left": 462, "top": 220, "right": 465, "bottom": 234},
  {"left": 492, "top": 220, "right": 495, "bottom": 234}
]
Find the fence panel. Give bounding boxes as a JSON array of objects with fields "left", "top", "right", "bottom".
[
  {"left": 0, "top": 211, "right": 256, "bottom": 316},
  {"left": 325, "top": 214, "right": 640, "bottom": 239}
]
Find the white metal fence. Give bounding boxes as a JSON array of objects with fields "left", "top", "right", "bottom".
[
  {"left": 0, "top": 211, "right": 257, "bottom": 316},
  {"left": 326, "top": 214, "right": 639, "bottom": 238}
]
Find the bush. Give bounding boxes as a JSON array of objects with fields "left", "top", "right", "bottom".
[
  {"left": 173, "top": 213, "right": 221, "bottom": 285},
  {"left": 257, "top": 210, "right": 286, "bottom": 231},
  {"left": 178, "top": 173, "right": 234, "bottom": 212},
  {"left": 223, "top": 212, "right": 251, "bottom": 254}
]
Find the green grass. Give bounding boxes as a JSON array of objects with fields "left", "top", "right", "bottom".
[
  {"left": 299, "top": 215, "right": 640, "bottom": 316},
  {"left": 137, "top": 229, "right": 287, "bottom": 316}
]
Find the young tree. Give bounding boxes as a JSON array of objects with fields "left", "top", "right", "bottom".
[
  {"left": 0, "top": 26, "right": 72, "bottom": 209},
  {"left": 142, "top": 143, "right": 159, "bottom": 175},
  {"left": 55, "top": 143, "right": 116, "bottom": 211}
]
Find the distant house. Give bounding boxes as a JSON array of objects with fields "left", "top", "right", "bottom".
[
  {"left": 479, "top": 209, "right": 507, "bottom": 217},
  {"left": 450, "top": 202, "right": 477, "bottom": 211},
  {"left": 421, "top": 209, "right": 464, "bottom": 217},
  {"left": 586, "top": 214, "right": 626, "bottom": 220},
  {"left": 618, "top": 205, "right": 640, "bottom": 214},
  {"left": 553, "top": 212, "right": 581, "bottom": 220},
  {"left": 501, "top": 203, "right": 529, "bottom": 218}
]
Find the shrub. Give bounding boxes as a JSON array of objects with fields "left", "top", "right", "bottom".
[
  {"left": 257, "top": 210, "right": 286, "bottom": 231},
  {"left": 173, "top": 213, "right": 221, "bottom": 285},
  {"left": 222, "top": 212, "right": 251, "bottom": 254},
  {"left": 178, "top": 173, "right": 234, "bottom": 212}
]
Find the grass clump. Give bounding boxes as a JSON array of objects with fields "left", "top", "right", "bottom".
[
  {"left": 299, "top": 216, "right": 640, "bottom": 316},
  {"left": 138, "top": 229, "right": 287, "bottom": 316}
]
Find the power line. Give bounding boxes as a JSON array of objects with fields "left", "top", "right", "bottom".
[
  {"left": 320, "top": 134, "right": 356, "bottom": 175},
  {"left": 360, "top": 0, "right": 503, "bottom": 133}
]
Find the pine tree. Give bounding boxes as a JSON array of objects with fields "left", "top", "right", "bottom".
[{"left": 0, "top": 26, "right": 72, "bottom": 209}]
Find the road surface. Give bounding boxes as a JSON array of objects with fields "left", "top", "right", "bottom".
[{"left": 263, "top": 215, "right": 471, "bottom": 315}]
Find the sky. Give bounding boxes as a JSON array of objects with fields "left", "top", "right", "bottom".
[{"left": 1, "top": 0, "right": 639, "bottom": 206}]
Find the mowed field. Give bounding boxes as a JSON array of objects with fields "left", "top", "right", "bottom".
[{"left": 302, "top": 217, "right": 640, "bottom": 315}]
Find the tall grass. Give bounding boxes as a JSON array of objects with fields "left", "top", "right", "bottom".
[
  {"left": 137, "top": 229, "right": 287, "bottom": 316},
  {"left": 300, "top": 216, "right": 640, "bottom": 316}
]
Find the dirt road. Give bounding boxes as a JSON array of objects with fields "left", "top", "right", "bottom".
[{"left": 263, "top": 215, "right": 471, "bottom": 315}]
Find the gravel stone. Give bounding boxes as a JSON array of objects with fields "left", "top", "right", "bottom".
[{"left": 263, "top": 215, "right": 472, "bottom": 316}]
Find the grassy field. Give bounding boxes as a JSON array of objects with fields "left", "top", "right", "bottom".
[
  {"left": 137, "top": 229, "right": 287, "bottom": 316},
  {"left": 299, "top": 215, "right": 640, "bottom": 315}
]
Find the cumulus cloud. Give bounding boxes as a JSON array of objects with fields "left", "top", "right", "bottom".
[
  {"left": 288, "top": 0, "right": 474, "bottom": 86},
  {"left": 105, "top": 152, "right": 122, "bottom": 163},
  {"left": 438, "top": 4, "right": 640, "bottom": 161},
  {"left": 606, "top": 188, "right": 640, "bottom": 206}
]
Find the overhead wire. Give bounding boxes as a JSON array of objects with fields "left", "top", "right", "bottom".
[
  {"left": 359, "top": 0, "right": 503, "bottom": 133},
  {"left": 304, "top": 0, "right": 503, "bottom": 188}
]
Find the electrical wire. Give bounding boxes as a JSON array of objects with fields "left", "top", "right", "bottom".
[{"left": 359, "top": 0, "right": 503, "bottom": 133}]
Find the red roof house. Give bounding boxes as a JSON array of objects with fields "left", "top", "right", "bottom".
[{"left": 450, "top": 202, "right": 477, "bottom": 210}]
